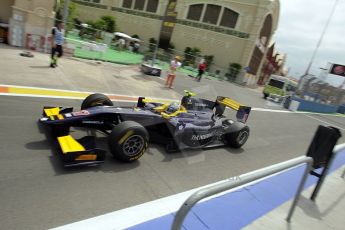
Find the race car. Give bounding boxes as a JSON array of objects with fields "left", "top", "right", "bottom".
[{"left": 39, "top": 91, "right": 251, "bottom": 167}]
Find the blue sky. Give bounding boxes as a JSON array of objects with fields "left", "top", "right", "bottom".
[{"left": 273, "top": 0, "right": 345, "bottom": 86}]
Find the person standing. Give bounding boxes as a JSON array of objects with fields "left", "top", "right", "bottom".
[
  {"left": 118, "top": 37, "right": 126, "bottom": 51},
  {"left": 165, "top": 56, "right": 181, "bottom": 89},
  {"left": 50, "top": 22, "right": 65, "bottom": 68},
  {"left": 196, "top": 59, "right": 207, "bottom": 82},
  {"left": 133, "top": 41, "right": 140, "bottom": 53}
]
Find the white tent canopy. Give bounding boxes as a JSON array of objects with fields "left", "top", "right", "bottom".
[
  {"left": 114, "top": 32, "right": 132, "bottom": 39},
  {"left": 114, "top": 32, "right": 140, "bottom": 42}
]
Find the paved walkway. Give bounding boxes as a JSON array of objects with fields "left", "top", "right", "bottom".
[
  {"left": 0, "top": 44, "right": 181, "bottom": 100},
  {"left": 245, "top": 166, "right": 345, "bottom": 230}
]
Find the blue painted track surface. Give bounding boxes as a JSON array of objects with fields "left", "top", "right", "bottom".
[{"left": 129, "top": 149, "right": 345, "bottom": 230}]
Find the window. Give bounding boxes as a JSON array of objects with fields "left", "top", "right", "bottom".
[
  {"left": 82, "top": 0, "right": 101, "bottom": 3},
  {"left": 220, "top": 8, "right": 238, "bottom": 28},
  {"left": 202, "top": 4, "right": 221, "bottom": 25},
  {"left": 134, "top": 0, "right": 145, "bottom": 11},
  {"left": 286, "top": 83, "right": 297, "bottom": 92},
  {"left": 146, "top": 0, "right": 158, "bottom": 13},
  {"left": 122, "top": 0, "right": 132, "bottom": 8},
  {"left": 187, "top": 4, "right": 203, "bottom": 21},
  {"left": 268, "top": 79, "right": 285, "bottom": 89}
]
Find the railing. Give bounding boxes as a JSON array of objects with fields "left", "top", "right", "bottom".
[
  {"left": 171, "top": 156, "right": 314, "bottom": 230},
  {"left": 334, "top": 144, "right": 345, "bottom": 179}
]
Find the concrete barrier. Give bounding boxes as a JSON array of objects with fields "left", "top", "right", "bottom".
[
  {"left": 337, "top": 105, "right": 345, "bottom": 114},
  {"left": 290, "top": 97, "right": 339, "bottom": 113}
]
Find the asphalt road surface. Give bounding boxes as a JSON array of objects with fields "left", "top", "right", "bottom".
[{"left": 0, "top": 95, "right": 344, "bottom": 230}]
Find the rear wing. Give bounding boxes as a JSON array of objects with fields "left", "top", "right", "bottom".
[{"left": 216, "top": 96, "right": 251, "bottom": 123}]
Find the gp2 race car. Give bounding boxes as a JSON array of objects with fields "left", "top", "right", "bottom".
[{"left": 39, "top": 91, "right": 251, "bottom": 167}]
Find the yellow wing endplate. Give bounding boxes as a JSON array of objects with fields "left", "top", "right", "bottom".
[
  {"left": 44, "top": 107, "right": 60, "bottom": 116},
  {"left": 57, "top": 135, "right": 85, "bottom": 154},
  {"left": 57, "top": 135, "right": 98, "bottom": 161}
]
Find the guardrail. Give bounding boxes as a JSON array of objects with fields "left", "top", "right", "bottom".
[
  {"left": 171, "top": 156, "right": 314, "bottom": 230},
  {"left": 334, "top": 144, "right": 345, "bottom": 179}
]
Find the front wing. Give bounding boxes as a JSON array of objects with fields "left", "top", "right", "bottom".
[{"left": 42, "top": 107, "right": 106, "bottom": 167}]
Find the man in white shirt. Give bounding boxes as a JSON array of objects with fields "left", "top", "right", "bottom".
[{"left": 50, "top": 22, "right": 65, "bottom": 68}]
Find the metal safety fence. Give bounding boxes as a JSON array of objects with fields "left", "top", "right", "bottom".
[
  {"left": 18, "top": 12, "right": 268, "bottom": 87},
  {"left": 50, "top": 19, "right": 250, "bottom": 83}
]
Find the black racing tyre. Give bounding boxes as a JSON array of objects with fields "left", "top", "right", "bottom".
[
  {"left": 225, "top": 126, "right": 250, "bottom": 149},
  {"left": 81, "top": 93, "right": 113, "bottom": 110},
  {"left": 108, "top": 121, "right": 149, "bottom": 162},
  {"left": 263, "top": 93, "right": 268, "bottom": 99}
]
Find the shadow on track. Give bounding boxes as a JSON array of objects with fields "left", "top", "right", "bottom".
[{"left": 25, "top": 121, "right": 140, "bottom": 175}]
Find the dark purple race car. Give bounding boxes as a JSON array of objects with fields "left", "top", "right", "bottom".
[{"left": 39, "top": 91, "right": 251, "bottom": 167}]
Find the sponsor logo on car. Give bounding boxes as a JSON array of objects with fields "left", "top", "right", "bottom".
[
  {"left": 72, "top": 110, "right": 90, "bottom": 116},
  {"left": 81, "top": 121, "right": 104, "bottom": 124},
  {"left": 194, "top": 103, "right": 208, "bottom": 107},
  {"left": 191, "top": 132, "right": 214, "bottom": 141}
]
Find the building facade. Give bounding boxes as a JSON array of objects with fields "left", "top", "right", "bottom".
[
  {"left": 74, "top": 0, "right": 280, "bottom": 85},
  {"left": 0, "top": 0, "right": 281, "bottom": 86},
  {"left": 0, "top": 0, "right": 55, "bottom": 51},
  {"left": 258, "top": 42, "right": 287, "bottom": 85}
]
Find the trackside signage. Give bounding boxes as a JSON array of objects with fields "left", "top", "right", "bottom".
[{"left": 159, "top": 0, "right": 177, "bottom": 49}]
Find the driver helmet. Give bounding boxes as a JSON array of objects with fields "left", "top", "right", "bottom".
[{"left": 166, "top": 102, "right": 180, "bottom": 114}]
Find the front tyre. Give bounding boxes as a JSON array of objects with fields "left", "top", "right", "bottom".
[
  {"left": 108, "top": 121, "right": 149, "bottom": 162},
  {"left": 225, "top": 126, "right": 250, "bottom": 149},
  {"left": 81, "top": 93, "right": 113, "bottom": 110}
]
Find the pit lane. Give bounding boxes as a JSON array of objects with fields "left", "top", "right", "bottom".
[{"left": 0, "top": 95, "right": 344, "bottom": 230}]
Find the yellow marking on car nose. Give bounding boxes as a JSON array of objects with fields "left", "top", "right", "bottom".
[
  {"left": 57, "top": 114, "right": 64, "bottom": 120},
  {"left": 44, "top": 107, "right": 60, "bottom": 116}
]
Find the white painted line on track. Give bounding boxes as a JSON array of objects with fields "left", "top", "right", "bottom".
[
  {"left": 0, "top": 85, "right": 344, "bottom": 119},
  {"left": 303, "top": 114, "right": 345, "bottom": 131},
  {"left": 252, "top": 107, "right": 345, "bottom": 118},
  {"left": 0, "top": 93, "right": 136, "bottom": 102},
  {"left": 251, "top": 108, "right": 293, "bottom": 113},
  {"left": 0, "top": 84, "right": 180, "bottom": 102}
]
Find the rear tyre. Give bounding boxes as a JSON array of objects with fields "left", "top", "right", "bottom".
[
  {"left": 81, "top": 93, "right": 113, "bottom": 110},
  {"left": 108, "top": 121, "right": 149, "bottom": 162},
  {"left": 224, "top": 126, "right": 250, "bottom": 149}
]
